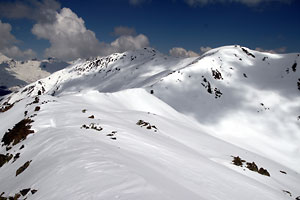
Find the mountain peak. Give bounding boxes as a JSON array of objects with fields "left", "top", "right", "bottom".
[{"left": 0, "top": 45, "right": 300, "bottom": 200}]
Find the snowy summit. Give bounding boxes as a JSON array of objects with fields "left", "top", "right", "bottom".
[{"left": 0, "top": 45, "right": 300, "bottom": 200}]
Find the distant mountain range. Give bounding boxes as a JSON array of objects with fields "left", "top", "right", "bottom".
[
  {"left": 0, "top": 53, "right": 70, "bottom": 96},
  {"left": 0, "top": 46, "right": 299, "bottom": 200}
]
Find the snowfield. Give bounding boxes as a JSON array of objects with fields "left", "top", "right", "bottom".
[{"left": 0, "top": 46, "right": 299, "bottom": 200}]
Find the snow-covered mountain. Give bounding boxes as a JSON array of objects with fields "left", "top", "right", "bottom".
[
  {"left": 0, "top": 46, "right": 299, "bottom": 200},
  {"left": 0, "top": 53, "right": 70, "bottom": 96}
]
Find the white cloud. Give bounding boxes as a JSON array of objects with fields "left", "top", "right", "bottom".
[
  {"left": 255, "top": 47, "right": 287, "bottom": 54},
  {"left": 169, "top": 47, "right": 199, "bottom": 58},
  {"left": 0, "top": 20, "right": 17, "bottom": 47},
  {"left": 0, "top": 20, "right": 36, "bottom": 60},
  {"left": 200, "top": 46, "right": 212, "bottom": 54},
  {"left": 32, "top": 8, "right": 150, "bottom": 61},
  {"left": 32, "top": 8, "right": 103, "bottom": 60},
  {"left": 111, "top": 34, "right": 149, "bottom": 53},
  {"left": 0, "top": 0, "right": 60, "bottom": 23},
  {"left": 1, "top": 46, "right": 36, "bottom": 59},
  {"left": 169, "top": 46, "right": 213, "bottom": 57},
  {"left": 185, "top": 0, "right": 292, "bottom": 6},
  {"left": 113, "top": 26, "right": 136, "bottom": 36}
]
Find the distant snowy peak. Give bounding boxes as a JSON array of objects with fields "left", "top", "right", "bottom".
[
  {"left": 0, "top": 53, "right": 10, "bottom": 63},
  {"left": 0, "top": 54, "right": 70, "bottom": 95}
]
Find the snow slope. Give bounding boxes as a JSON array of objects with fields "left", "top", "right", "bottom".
[{"left": 0, "top": 46, "right": 299, "bottom": 199}]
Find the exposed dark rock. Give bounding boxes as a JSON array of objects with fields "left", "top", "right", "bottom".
[
  {"left": 136, "top": 120, "right": 158, "bottom": 132},
  {"left": 88, "top": 115, "right": 94, "bottom": 119},
  {"left": 0, "top": 104, "right": 14, "bottom": 113},
  {"left": 19, "top": 189, "right": 30, "bottom": 196},
  {"left": 241, "top": 47, "right": 255, "bottom": 58},
  {"left": 81, "top": 123, "right": 102, "bottom": 131},
  {"left": 16, "top": 160, "right": 32, "bottom": 176},
  {"left": 201, "top": 76, "right": 222, "bottom": 98},
  {"left": 280, "top": 170, "right": 287, "bottom": 174},
  {"left": 31, "top": 190, "right": 37, "bottom": 195},
  {"left": 33, "top": 97, "right": 39, "bottom": 104},
  {"left": 214, "top": 88, "right": 223, "bottom": 98},
  {"left": 232, "top": 156, "right": 270, "bottom": 176},
  {"left": 258, "top": 167, "right": 270, "bottom": 176},
  {"left": 150, "top": 90, "right": 154, "bottom": 94},
  {"left": 246, "top": 162, "right": 258, "bottom": 172},
  {"left": 232, "top": 156, "right": 245, "bottom": 167},
  {"left": 283, "top": 190, "right": 292, "bottom": 197},
  {"left": 1, "top": 118, "right": 34, "bottom": 146},
  {"left": 297, "top": 79, "right": 300, "bottom": 91},
  {"left": 211, "top": 69, "right": 223, "bottom": 80},
  {"left": 0, "top": 188, "right": 36, "bottom": 200},
  {"left": 292, "top": 63, "right": 297, "bottom": 72},
  {"left": 13, "top": 153, "right": 20, "bottom": 162},
  {"left": 34, "top": 106, "right": 40, "bottom": 112},
  {"left": 0, "top": 154, "right": 13, "bottom": 167},
  {"left": 243, "top": 73, "right": 248, "bottom": 78}
]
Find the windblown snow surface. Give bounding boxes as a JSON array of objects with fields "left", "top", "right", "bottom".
[{"left": 0, "top": 46, "right": 299, "bottom": 200}]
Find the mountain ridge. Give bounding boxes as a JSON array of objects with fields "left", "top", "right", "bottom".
[{"left": 0, "top": 45, "right": 299, "bottom": 200}]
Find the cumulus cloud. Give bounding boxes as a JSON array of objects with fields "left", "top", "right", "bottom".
[
  {"left": 255, "top": 47, "right": 287, "bottom": 54},
  {"left": 113, "top": 26, "right": 136, "bottom": 36},
  {"left": 200, "top": 46, "right": 212, "bottom": 54},
  {"left": 1, "top": 0, "right": 150, "bottom": 61},
  {"left": 169, "top": 46, "right": 213, "bottom": 58},
  {"left": 0, "top": 20, "right": 17, "bottom": 47},
  {"left": 0, "top": 20, "right": 36, "bottom": 60},
  {"left": 169, "top": 47, "right": 199, "bottom": 58},
  {"left": 111, "top": 34, "right": 149, "bottom": 52},
  {"left": 32, "top": 8, "right": 104, "bottom": 60},
  {"left": 0, "top": 0, "right": 60, "bottom": 23},
  {"left": 1, "top": 47, "right": 36, "bottom": 59},
  {"left": 32, "top": 8, "right": 149, "bottom": 61},
  {"left": 185, "top": 0, "right": 292, "bottom": 6}
]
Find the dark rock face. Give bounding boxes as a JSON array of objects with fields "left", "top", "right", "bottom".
[
  {"left": 16, "top": 160, "right": 32, "bottom": 176},
  {"left": 292, "top": 63, "right": 297, "bottom": 72},
  {"left": 241, "top": 47, "right": 255, "bottom": 58},
  {"left": 0, "top": 154, "right": 13, "bottom": 168},
  {"left": 1, "top": 119, "right": 34, "bottom": 146}
]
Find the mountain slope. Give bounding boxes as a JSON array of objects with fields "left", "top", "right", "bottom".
[
  {"left": 0, "top": 46, "right": 299, "bottom": 200},
  {"left": 0, "top": 53, "right": 70, "bottom": 95}
]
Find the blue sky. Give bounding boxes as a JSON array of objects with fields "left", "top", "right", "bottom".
[{"left": 0, "top": 0, "right": 299, "bottom": 60}]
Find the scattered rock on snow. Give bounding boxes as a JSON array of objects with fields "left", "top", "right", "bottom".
[
  {"left": 231, "top": 156, "right": 270, "bottom": 176},
  {"left": 0, "top": 153, "right": 13, "bottom": 168},
  {"left": 16, "top": 160, "right": 32, "bottom": 176},
  {"left": 1, "top": 118, "right": 34, "bottom": 146}
]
